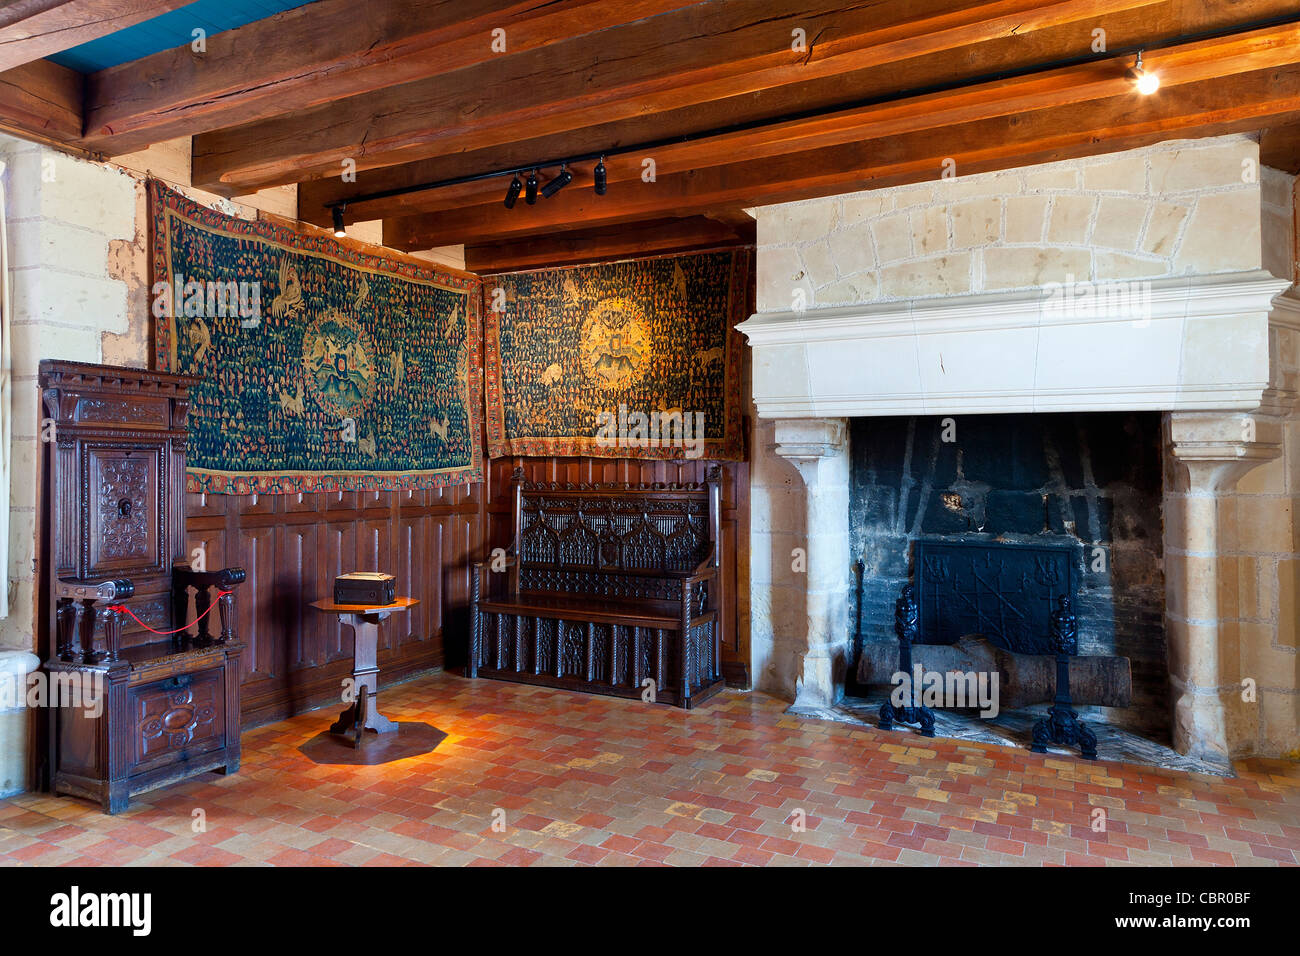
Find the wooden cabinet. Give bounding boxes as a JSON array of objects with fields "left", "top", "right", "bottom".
[{"left": 40, "top": 361, "right": 245, "bottom": 814}]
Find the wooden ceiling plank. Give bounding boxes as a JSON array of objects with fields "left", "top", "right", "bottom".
[
  {"left": 83, "top": 0, "right": 698, "bottom": 154},
  {"left": 382, "top": 65, "right": 1300, "bottom": 249},
  {"left": 0, "top": 0, "right": 189, "bottom": 72},
  {"left": 190, "top": 0, "right": 1161, "bottom": 193}
]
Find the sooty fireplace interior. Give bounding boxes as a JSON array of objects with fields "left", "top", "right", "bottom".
[{"left": 849, "top": 411, "right": 1166, "bottom": 738}]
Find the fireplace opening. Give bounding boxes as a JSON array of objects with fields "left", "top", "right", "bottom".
[{"left": 847, "top": 411, "right": 1170, "bottom": 748}]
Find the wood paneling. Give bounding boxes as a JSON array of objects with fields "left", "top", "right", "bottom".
[
  {"left": 185, "top": 483, "right": 484, "bottom": 727},
  {"left": 188, "top": 450, "right": 750, "bottom": 726}
]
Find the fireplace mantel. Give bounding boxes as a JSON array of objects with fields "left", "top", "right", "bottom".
[{"left": 738, "top": 270, "right": 1295, "bottom": 418}]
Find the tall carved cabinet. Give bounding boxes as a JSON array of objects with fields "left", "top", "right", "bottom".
[{"left": 40, "top": 361, "right": 245, "bottom": 814}]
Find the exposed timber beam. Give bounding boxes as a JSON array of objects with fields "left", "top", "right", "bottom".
[
  {"left": 466, "top": 216, "right": 754, "bottom": 274},
  {"left": 296, "top": 0, "right": 1300, "bottom": 227},
  {"left": 0, "top": 58, "right": 82, "bottom": 144},
  {"left": 192, "top": 0, "right": 1162, "bottom": 194},
  {"left": 83, "top": 0, "right": 696, "bottom": 154},
  {"left": 381, "top": 64, "right": 1300, "bottom": 249}
]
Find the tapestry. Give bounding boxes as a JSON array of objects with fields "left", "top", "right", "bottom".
[
  {"left": 483, "top": 250, "right": 749, "bottom": 460},
  {"left": 150, "top": 181, "right": 483, "bottom": 494}
]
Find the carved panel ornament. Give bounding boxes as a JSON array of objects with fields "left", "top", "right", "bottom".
[{"left": 96, "top": 458, "right": 150, "bottom": 561}]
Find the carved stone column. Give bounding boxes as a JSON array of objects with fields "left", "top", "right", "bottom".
[
  {"left": 774, "top": 418, "right": 851, "bottom": 710},
  {"left": 1164, "top": 403, "right": 1287, "bottom": 760}
]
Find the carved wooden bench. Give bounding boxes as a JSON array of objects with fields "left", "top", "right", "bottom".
[{"left": 469, "top": 467, "right": 726, "bottom": 708}]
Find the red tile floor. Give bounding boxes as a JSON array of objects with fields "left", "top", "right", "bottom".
[{"left": 1, "top": 672, "right": 1298, "bottom": 866}]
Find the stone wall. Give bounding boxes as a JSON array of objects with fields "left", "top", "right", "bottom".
[
  {"left": 748, "top": 133, "right": 1300, "bottom": 758},
  {"left": 757, "top": 133, "right": 1279, "bottom": 313}
]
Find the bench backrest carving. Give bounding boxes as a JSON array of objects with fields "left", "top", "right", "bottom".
[{"left": 509, "top": 467, "right": 721, "bottom": 600}]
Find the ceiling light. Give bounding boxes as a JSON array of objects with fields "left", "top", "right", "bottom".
[
  {"left": 594, "top": 157, "right": 607, "bottom": 196},
  {"left": 525, "top": 170, "right": 538, "bottom": 205},
  {"left": 1132, "top": 51, "right": 1159, "bottom": 95},
  {"left": 332, "top": 205, "right": 347, "bottom": 237},
  {"left": 504, "top": 174, "right": 522, "bottom": 208},
  {"left": 541, "top": 164, "right": 572, "bottom": 199}
]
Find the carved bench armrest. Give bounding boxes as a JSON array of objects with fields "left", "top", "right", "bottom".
[
  {"left": 172, "top": 565, "right": 245, "bottom": 645},
  {"left": 54, "top": 576, "right": 135, "bottom": 664},
  {"left": 173, "top": 566, "right": 246, "bottom": 590}
]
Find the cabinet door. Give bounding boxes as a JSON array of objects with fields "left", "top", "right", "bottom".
[
  {"left": 85, "top": 443, "right": 165, "bottom": 577},
  {"left": 129, "top": 667, "right": 226, "bottom": 774}
]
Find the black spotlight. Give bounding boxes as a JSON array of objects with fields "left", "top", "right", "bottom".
[
  {"left": 593, "top": 157, "right": 607, "bottom": 195},
  {"left": 541, "top": 164, "right": 572, "bottom": 199},
  {"left": 525, "top": 169, "right": 539, "bottom": 205},
  {"left": 504, "top": 174, "right": 522, "bottom": 208},
  {"left": 331, "top": 204, "right": 346, "bottom": 238}
]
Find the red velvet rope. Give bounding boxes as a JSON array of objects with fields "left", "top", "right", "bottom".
[{"left": 108, "top": 590, "right": 232, "bottom": 636}]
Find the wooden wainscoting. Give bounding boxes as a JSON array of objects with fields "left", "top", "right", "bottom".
[
  {"left": 185, "top": 484, "right": 483, "bottom": 727},
  {"left": 186, "top": 456, "right": 749, "bottom": 726}
]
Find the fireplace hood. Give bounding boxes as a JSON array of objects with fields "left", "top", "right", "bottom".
[{"left": 737, "top": 270, "right": 1295, "bottom": 419}]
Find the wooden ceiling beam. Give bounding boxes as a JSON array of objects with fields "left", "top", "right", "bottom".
[
  {"left": 82, "top": 0, "right": 695, "bottom": 155},
  {"left": 0, "top": 58, "right": 83, "bottom": 144},
  {"left": 191, "top": 0, "right": 1161, "bottom": 194},
  {"left": 0, "top": 0, "right": 189, "bottom": 72},
  {"left": 466, "top": 216, "right": 753, "bottom": 274},
  {"left": 382, "top": 65, "right": 1300, "bottom": 249},
  {"left": 296, "top": 0, "right": 1300, "bottom": 227},
  {"left": 325, "top": 19, "right": 1300, "bottom": 226}
]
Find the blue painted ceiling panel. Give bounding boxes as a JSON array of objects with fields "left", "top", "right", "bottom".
[{"left": 48, "top": 0, "right": 319, "bottom": 73}]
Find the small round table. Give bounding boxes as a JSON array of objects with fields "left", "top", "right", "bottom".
[{"left": 310, "top": 596, "right": 417, "bottom": 747}]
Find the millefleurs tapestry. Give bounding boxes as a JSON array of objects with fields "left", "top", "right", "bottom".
[
  {"left": 483, "top": 250, "right": 749, "bottom": 460},
  {"left": 150, "top": 181, "right": 483, "bottom": 493}
]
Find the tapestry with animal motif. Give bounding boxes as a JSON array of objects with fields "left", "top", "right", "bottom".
[
  {"left": 483, "top": 250, "right": 749, "bottom": 460},
  {"left": 150, "top": 181, "right": 483, "bottom": 493}
]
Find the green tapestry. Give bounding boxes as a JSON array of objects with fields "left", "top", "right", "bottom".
[
  {"left": 150, "top": 181, "right": 483, "bottom": 493},
  {"left": 483, "top": 251, "right": 749, "bottom": 460}
]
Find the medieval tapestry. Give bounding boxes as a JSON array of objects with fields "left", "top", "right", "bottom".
[
  {"left": 483, "top": 250, "right": 749, "bottom": 460},
  {"left": 150, "top": 181, "right": 483, "bottom": 494}
]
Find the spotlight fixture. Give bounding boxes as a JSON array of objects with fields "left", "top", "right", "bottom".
[
  {"left": 504, "top": 174, "right": 522, "bottom": 208},
  {"left": 594, "top": 156, "right": 607, "bottom": 196},
  {"left": 541, "top": 164, "right": 572, "bottom": 199},
  {"left": 525, "top": 169, "right": 539, "bottom": 205},
  {"left": 1131, "top": 50, "right": 1159, "bottom": 95},
  {"left": 332, "top": 204, "right": 347, "bottom": 238}
]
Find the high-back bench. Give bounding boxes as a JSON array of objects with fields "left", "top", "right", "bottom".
[{"left": 469, "top": 466, "right": 726, "bottom": 708}]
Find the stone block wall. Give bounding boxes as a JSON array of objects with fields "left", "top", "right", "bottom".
[{"left": 756, "top": 133, "right": 1273, "bottom": 314}]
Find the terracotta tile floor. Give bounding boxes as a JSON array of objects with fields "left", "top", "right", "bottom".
[{"left": 1, "top": 672, "right": 1298, "bottom": 867}]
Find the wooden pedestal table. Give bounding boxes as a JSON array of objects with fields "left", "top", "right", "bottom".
[{"left": 310, "top": 597, "right": 418, "bottom": 748}]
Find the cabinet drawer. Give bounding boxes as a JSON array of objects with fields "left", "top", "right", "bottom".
[{"left": 129, "top": 667, "right": 226, "bottom": 774}]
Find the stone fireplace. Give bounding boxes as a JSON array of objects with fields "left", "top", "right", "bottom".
[
  {"left": 739, "top": 133, "right": 1300, "bottom": 762},
  {"left": 846, "top": 411, "right": 1166, "bottom": 737}
]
